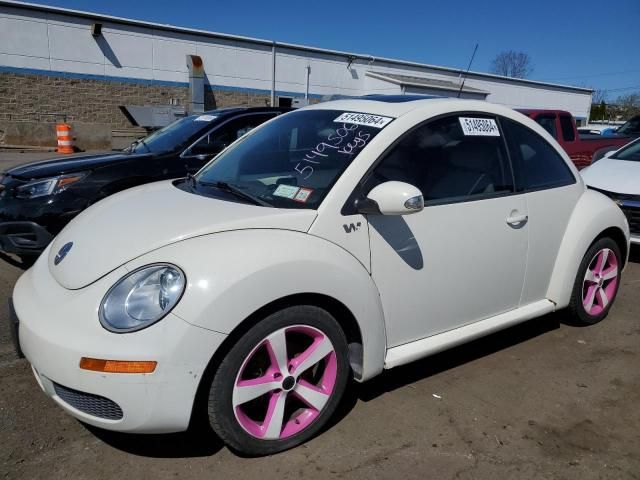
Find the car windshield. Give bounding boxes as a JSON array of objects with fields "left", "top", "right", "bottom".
[
  {"left": 128, "top": 113, "right": 219, "bottom": 153},
  {"left": 193, "top": 109, "right": 393, "bottom": 209},
  {"left": 614, "top": 139, "right": 640, "bottom": 161},
  {"left": 617, "top": 117, "right": 640, "bottom": 136}
]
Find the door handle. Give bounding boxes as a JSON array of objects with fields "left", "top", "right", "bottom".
[{"left": 506, "top": 214, "right": 528, "bottom": 226}]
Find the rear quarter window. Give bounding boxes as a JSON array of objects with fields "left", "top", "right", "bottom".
[
  {"left": 501, "top": 118, "right": 576, "bottom": 191},
  {"left": 559, "top": 115, "right": 576, "bottom": 142}
]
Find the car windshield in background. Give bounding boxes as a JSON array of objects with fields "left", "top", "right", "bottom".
[
  {"left": 614, "top": 140, "right": 640, "bottom": 161},
  {"left": 194, "top": 109, "right": 393, "bottom": 209},
  {"left": 128, "top": 114, "right": 218, "bottom": 153},
  {"left": 617, "top": 117, "right": 640, "bottom": 136}
]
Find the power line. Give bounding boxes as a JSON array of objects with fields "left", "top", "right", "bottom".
[{"left": 604, "top": 85, "right": 640, "bottom": 93}]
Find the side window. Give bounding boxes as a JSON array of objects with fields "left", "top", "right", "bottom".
[
  {"left": 501, "top": 118, "right": 575, "bottom": 191},
  {"left": 189, "top": 114, "right": 274, "bottom": 156},
  {"left": 365, "top": 115, "right": 514, "bottom": 205},
  {"left": 533, "top": 115, "right": 557, "bottom": 138},
  {"left": 559, "top": 115, "right": 576, "bottom": 142}
]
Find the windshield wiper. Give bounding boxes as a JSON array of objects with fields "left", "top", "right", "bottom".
[
  {"left": 129, "top": 138, "right": 151, "bottom": 153},
  {"left": 197, "top": 180, "right": 269, "bottom": 206},
  {"left": 186, "top": 173, "right": 197, "bottom": 190}
]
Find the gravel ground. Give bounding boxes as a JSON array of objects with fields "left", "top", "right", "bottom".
[{"left": 0, "top": 151, "right": 639, "bottom": 479}]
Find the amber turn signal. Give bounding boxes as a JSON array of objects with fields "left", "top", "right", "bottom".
[{"left": 79, "top": 357, "right": 157, "bottom": 374}]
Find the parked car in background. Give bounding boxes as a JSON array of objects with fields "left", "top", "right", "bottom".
[
  {"left": 519, "top": 109, "right": 632, "bottom": 169},
  {"left": 615, "top": 114, "right": 640, "bottom": 138},
  {"left": 13, "top": 96, "right": 629, "bottom": 455},
  {"left": 577, "top": 125, "right": 619, "bottom": 136},
  {"left": 0, "top": 107, "right": 289, "bottom": 261},
  {"left": 581, "top": 137, "right": 640, "bottom": 245}
]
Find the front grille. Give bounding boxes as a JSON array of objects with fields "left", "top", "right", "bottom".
[
  {"left": 53, "top": 382, "right": 123, "bottom": 420},
  {"left": 621, "top": 205, "right": 640, "bottom": 236},
  {"left": 588, "top": 186, "right": 640, "bottom": 236}
]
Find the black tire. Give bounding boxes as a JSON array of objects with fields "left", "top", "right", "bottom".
[
  {"left": 567, "top": 237, "right": 622, "bottom": 325},
  {"left": 208, "top": 305, "right": 349, "bottom": 456}
]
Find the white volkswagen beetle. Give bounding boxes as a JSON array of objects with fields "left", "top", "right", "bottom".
[{"left": 13, "top": 96, "right": 630, "bottom": 455}]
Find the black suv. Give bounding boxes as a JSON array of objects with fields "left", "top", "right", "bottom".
[{"left": 0, "top": 107, "right": 289, "bottom": 260}]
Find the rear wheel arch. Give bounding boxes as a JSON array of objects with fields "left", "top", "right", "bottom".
[{"left": 546, "top": 189, "right": 629, "bottom": 307}]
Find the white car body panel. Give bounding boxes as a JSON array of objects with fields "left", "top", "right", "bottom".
[
  {"left": 369, "top": 195, "right": 528, "bottom": 347},
  {"left": 124, "top": 230, "right": 387, "bottom": 381},
  {"left": 15, "top": 247, "right": 226, "bottom": 433},
  {"left": 13, "top": 97, "right": 631, "bottom": 434},
  {"left": 546, "top": 188, "right": 630, "bottom": 307},
  {"left": 385, "top": 299, "right": 554, "bottom": 368},
  {"left": 520, "top": 185, "right": 583, "bottom": 304},
  {"left": 581, "top": 157, "right": 640, "bottom": 196},
  {"left": 47, "top": 180, "right": 317, "bottom": 289}
]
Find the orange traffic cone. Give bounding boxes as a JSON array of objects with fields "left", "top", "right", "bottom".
[{"left": 56, "top": 124, "right": 74, "bottom": 154}]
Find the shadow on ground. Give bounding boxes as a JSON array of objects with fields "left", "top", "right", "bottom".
[
  {"left": 85, "top": 422, "right": 224, "bottom": 458},
  {"left": 355, "top": 312, "right": 560, "bottom": 402}
]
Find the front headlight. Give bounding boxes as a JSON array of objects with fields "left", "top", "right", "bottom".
[
  {"left": 99, "top": 264, "right": 186, "bottom": 333},
  {"left": 15, "top": 173, "right": 86, "bottom": 199}
]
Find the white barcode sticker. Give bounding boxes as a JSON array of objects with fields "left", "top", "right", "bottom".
[
  {"left": 459, "top": 117, "right": 500, "bottom": 136},
  {"left": 273, "top": 184, "right": 300, "bottom": 199},
  {"left": 334, "top": 112, "right": 393, "bottom": 129},
  {"left": 194, "top": 115, "right": 217, "bottom": 122}
]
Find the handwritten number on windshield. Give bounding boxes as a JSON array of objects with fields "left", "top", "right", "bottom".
[{"left": 294, "top": 124, "right": 370, "bottom": 179}]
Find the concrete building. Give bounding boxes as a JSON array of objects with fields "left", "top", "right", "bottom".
[{"left": 0, "top": 0, "right": 593, "bottom": 149}]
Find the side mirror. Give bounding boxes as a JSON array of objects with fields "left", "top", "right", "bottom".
[{"left": 361, "top": 181, "right": 424, "bottom": 215}]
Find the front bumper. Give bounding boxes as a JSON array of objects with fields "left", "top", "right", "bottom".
[
  {"left": 13, "top": 254, "right": 227, "bottom": 433},
  {"left": 0, "top": 221, "right": 53, "bottom": 255}
]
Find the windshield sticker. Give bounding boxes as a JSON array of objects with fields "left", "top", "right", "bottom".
[
  {"left": 334, "top": 112, "right": 393, "bottom": 129},
  {"left": 273, "top": 184, "right": 300, "bottom": 199},
  {"left": 459, "top": 117, "right": 500, "bottom": 136},
  {"left": 194, "top": 115, "right": 217, "bottom": 122},
  {"left": 293, "top": 187, "right": 314, "bottom": 203}
]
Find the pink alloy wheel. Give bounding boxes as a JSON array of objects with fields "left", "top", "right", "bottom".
[
  {"left": 232, "top": 325, "right": 337, "bottom": 440},
  {"left": 582, "top": 248, "right": 619, "bottom": 316}
]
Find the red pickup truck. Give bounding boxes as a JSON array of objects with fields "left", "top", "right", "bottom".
[{"left": 518, "top": 109, "right": 631, "bottom": 169}]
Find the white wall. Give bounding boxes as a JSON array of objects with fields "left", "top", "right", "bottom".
[{"left": 0, "top": 4, "right": 592, "bottom": 119}]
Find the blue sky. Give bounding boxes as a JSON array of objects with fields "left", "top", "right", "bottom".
[{"left": 35, "top": 0, "right": 640, "bottom": 99}]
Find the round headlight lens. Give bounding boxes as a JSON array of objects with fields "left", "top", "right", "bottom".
[{"left": 99, "top": 264, "right": 185, "bottom": 332}]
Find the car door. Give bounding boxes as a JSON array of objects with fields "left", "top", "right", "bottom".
[
  {"left": 364, "top": 114, "right": 529, "bottom": 348},
  {"left": 500, "top": 117, "right": 582, "bottom": 304},
  {"left": 182, "top": 113, "right": 279, "bottom": 173}
]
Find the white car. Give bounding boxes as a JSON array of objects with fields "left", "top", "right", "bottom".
[
  {"left": 581, "top": 137, "right": 640, "bottom": 245},
  {"left": 13, "top": 96, "right": 630, "bottom": 455}
]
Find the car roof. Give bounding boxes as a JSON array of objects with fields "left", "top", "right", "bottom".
[
  {"left": 517, "top": 109, "right": 572, "bottom": 117},
  {"left": 200, "top": 106, "right": 291, "bottom": 117},
  {"left": 305, "top": 95, "right": 458, "bottom": 118},
  {"left": 304, "top": 96, "right": 532, "bottom": 121}
]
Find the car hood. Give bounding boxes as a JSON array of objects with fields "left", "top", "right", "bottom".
[
  {"left": 47, "top": 180, "right": 317, "bottom": 289},
  {"left": 4, "top": 151, "right": 151, "bottom": 179},
  {"left": 581, "top": 157, "right": 640, "bottom": 195}
]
